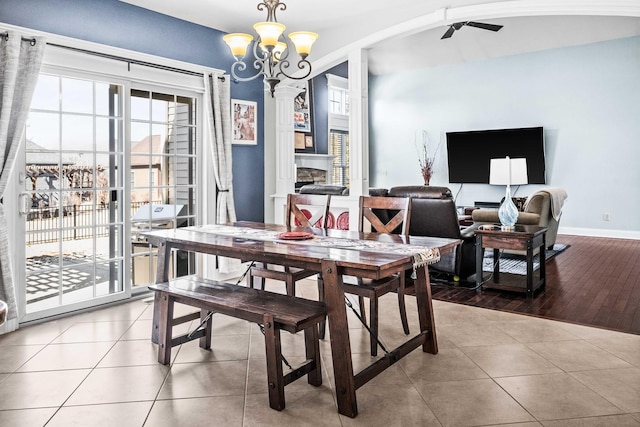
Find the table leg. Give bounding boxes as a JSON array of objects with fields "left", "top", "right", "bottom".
[
  {"left": 152, "top": 242, "right": 172, "bottom": 344},
  {"left": 526, "top": 239, "right": 534, "bottom": 300},
  {"left": 414, "top": 264, "right": 438, "bottom": 354},
  {"left": 475, "top": 235, "right": 483, "bottom": 294},
  {"left": 493, "top": 248, "right": 500, "bottom": 283},
  {"left": 321, "top": 259, "right": 357, "bottom": 418},
  {"left": 540, "top": 234, "right": 547, "bottom": 290}
]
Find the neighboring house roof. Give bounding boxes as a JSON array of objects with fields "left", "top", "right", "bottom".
[{"left": 26, "top": 140, "right": 74, "bottom": 166}]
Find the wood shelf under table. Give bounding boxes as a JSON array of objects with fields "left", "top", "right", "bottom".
[{"left": 475, "top": 225, "right": 547, "bottom": 300}]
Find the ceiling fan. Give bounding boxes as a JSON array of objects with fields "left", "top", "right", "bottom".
[{"left": 441, "top": 21, "right": 503, "bottom": 39}]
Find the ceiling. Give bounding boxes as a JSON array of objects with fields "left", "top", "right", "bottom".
[{"left": 119, "top": 1, "right": 640, "bottom": 75}]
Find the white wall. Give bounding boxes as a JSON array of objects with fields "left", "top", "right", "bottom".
[{"left": 369, "top": 36, "right": 640, "bottom": 237}]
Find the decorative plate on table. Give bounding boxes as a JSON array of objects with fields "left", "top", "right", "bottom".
[{"left": 276, "top": 231, "right": 315, "bottom": 240}]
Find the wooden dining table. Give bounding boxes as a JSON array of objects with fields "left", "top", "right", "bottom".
[{"left": 145, "top": 221, "right": 459, "bottom": 418}]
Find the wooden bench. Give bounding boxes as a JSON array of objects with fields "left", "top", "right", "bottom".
[{"left": 149, "top": 277, "right": 326, "bottom": 411}]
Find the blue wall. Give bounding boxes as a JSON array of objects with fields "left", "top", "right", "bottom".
[
  {"left": 369, "top": 36, "right": 640, "bottom": 234},
  {"left": 0, "top": 0, "right": 265, "bottom": 221}
]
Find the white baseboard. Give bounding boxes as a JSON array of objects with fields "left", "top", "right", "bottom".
[{"left": 559, "top": 227, "right": 640, "bottom": 240}]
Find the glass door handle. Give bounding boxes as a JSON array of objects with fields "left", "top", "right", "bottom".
[{"left": 18, "top": 192, "right": 32, "bottom": 216}]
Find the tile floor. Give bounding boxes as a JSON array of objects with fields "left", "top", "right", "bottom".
[{"left": 1, "top": 277, "right": 639, "bottom": 426}]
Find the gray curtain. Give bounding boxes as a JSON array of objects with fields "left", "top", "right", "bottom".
[
  {"left": 204, "top": 73, "right": 238, "bottom": 273},
  {"left": 0, "top": 31, "right": 46, "bottom": 333}
]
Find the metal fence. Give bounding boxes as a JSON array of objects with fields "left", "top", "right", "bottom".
[{"left": 25, "top": 201, "right": 157, "bottom": 245}]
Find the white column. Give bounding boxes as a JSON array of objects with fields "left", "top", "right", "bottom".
[
  {"left": 348, "top": 49, "right": 370, "bottom": 229},
  {"left": 272, "top": 85, "right": 300, "bottom": 224}
]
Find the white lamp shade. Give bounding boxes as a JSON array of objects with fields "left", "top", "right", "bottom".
[{"left": 489, "top": 157, "right": 528, "bottom": 185}]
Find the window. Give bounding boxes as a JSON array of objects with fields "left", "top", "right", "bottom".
[
  {"left": 327, "top": 74, "right": 349, "bottom": 187},
  {"left": 330, "top": 130, "right": 349, "bottom": 186}
]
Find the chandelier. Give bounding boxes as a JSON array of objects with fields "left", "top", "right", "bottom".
[{"left": 222, "top": 0, "right": 318, "bottom": 96}]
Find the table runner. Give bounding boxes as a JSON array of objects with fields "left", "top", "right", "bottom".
[{"left": 198, "top": 224, "right": 441, "bottom": 268}]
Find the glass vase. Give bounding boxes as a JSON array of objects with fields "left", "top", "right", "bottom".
[{"left": 498, "top": 185, "right": 518, "bottom": 230}]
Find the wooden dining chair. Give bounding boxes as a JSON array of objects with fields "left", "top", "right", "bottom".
[
  {"left": 342, "top": 195, "right": 412, "bottom": 356},
  {"left": 249, "top": 193, "right": 331, "bottom": 297}
]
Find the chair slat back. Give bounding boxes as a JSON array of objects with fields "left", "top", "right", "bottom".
[
  {"left": 286, "top": 193, "right": 331, "bottom": 228},
  {"left": 358, "top": 196, "right": 411, "bottom": 235}
]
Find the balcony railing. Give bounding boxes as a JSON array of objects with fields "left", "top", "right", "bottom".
[{"left": 25, "top": 201, "right": 158, "bottom": 245}]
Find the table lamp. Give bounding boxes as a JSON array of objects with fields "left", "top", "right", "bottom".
[{"left": 489, "top": 156, "right": 528, "bottom": 230}]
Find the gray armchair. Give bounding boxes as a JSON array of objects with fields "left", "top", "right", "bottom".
[{"left": 471, "top": 189, "right": 566, "bottom": 249}]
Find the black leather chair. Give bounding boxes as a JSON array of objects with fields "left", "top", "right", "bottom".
[
  {"left": 299, "top": 184, "right": 348, "bottom": 196},
  {"left": 387, "top": 186, "right": 478, "bottom": 283}
]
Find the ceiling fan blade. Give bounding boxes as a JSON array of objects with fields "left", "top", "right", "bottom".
[
  {"left": 441, "top": 26, "right": 456, "bottom": 39},
  {"left": 465, "top": 21, "right": 503, "bottom": 32}
]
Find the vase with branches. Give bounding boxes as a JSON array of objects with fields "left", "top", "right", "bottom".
[{"left": 415, "top": 130, "right": 440, "bottom": 185}]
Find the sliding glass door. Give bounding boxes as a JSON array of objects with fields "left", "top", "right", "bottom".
[{"left": 21, "top": 73, "right": 126, "bottom": 319}]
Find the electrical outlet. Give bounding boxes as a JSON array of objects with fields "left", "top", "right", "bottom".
[{"left": 603, "top": 212, "right": 611, "bottom": 221}]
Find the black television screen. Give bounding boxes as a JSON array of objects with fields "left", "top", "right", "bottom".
[{"left": 446, "top": 127, "right": 546, "bottom": 184}]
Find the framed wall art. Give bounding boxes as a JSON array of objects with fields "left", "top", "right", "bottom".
[
  {"left": 231, "top": 99, "right": 257, "bottom": 145},
  {"left": 293, "top": 82, "right": 311, "bottom": 133}
]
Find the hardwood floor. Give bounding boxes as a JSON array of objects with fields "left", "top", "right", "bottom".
[{"left": 430, "top": 234, "right": 640, "bottom": 335}]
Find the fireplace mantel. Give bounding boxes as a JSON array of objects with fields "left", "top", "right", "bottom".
[{"left": 294, "top": 154, "right": 335, "bottom": 184}]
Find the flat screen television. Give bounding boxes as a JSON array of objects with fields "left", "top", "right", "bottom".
[{"left": 446, "top": 126, "right": 546, "bottom": 184}]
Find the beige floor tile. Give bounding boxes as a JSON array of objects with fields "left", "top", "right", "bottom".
[
  {"left": 483, "top": 423, "right": 543, "bottom": 427},
  {"left": 0, "top": 344, "right": 43, "bottom": 373},
  {"left": 249, "top": 328, "right": 320, "bottom": 359},
  {"left": 555, "top": 322, "right": 635, "bottom": 340},
  {"left": 323, "top": 351, "right": 411, "bottom": 390},
  {"left": 541, "top": 414, "right": 640, "bottom": 426},
  {"left": 71, "top": 301, "right": 148, "bottom": 322},
  {"left": 461, "top": 343, "right": 562, "bottom": 377},
  {"left": 0, "top": 321, "right": 70, "bottom": 346},
  {"left": 246, "top": 355, "right": 331, "bottom": 395},
  {"left": 571, "top": 367, "right": 640, "bottom": 412},
  {"left": 243, "top": 388, "right": 341, "bottom": 427},
  {"left": 416, "top": 378, "right": 534, "bottom": 426},
  {"left": 494, "top": 318, "right": 582, "bottom": 343},
  {"left": 437, "top": 323, "right": 518, "bottom": 347},
  {"left": 340, "top": 383, "right": 441, "bottom": 427},
  {"left": 0, "top": 369, "right": 90, "bottom": 410},
  {"left": 174, "top": 334, "right": 250, "bottom": 363},
  {"left": 18, "top": 341, "right": 115, "bottom": 371},
  {"left": 158, "top": 360, "right": 247, "bottom": 399},
  {"left": 632, "top": 413, "right": 640, "bottom": 422},
  {"left": 52, "top": 320, "right": 135, "bottom": 343},
  {"left": 588, "top": 334, "right": 640, "bottom": 367},
  {"left": 432, "top": 302, "right": 492, "bottom": 326},
  {"left": 48, "top": 401, "right": 153, "bottom": 427},
  {"left": 496, "top": 373, "right": 623, "bottom": 421},
  {"left": 0, "top": 407, "right": 57, "bottom": 427},
  {"left": 66, "top": 365, "right": 169, "bottom": 405},
  {"left": 526, "top": 340, "right": 633, "bottom": 371},
  {"left": 400, "top": 347, "right": 488, "bottom": 383},
  {"left": 97, "top": 339, "right": 165, "bottom": 367},
  {"left": 121, "top": 318, "right": 193, "bottom": 341},
  {"left": 211, "top": 313, "right": 252, "bottom": 336},
  {"left": 147, "top": 396, "right": 245, "bottom": 427}
]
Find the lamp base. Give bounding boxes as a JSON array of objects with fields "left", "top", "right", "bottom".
[{"left": 498, "top": 186, "right": 519, "bottom": 228}]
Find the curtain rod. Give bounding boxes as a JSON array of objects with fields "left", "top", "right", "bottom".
[
  {"left": 1, "top": 31, "right": 37, "bottom": 45},
  {"left": 1, "top": 31, "right": 225, "bottom": 80}
]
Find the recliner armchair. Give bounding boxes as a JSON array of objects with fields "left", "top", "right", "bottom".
[
  {"left": 471, "top": 189, "right": 566, "bottom": 249},
  {"left": 387, "top": 186, "right": 478, "bottom": 282}
]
